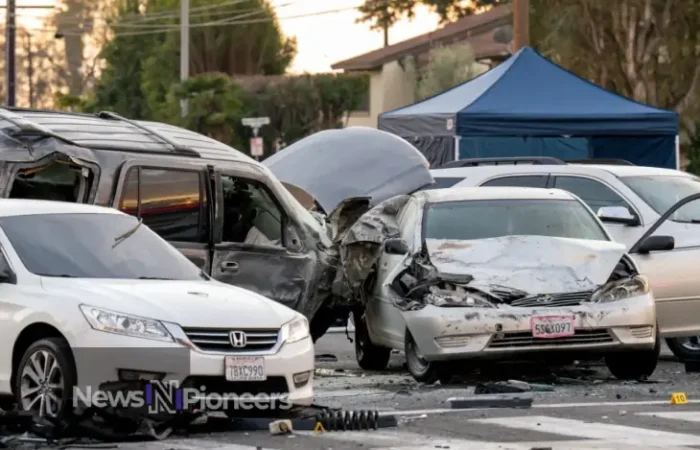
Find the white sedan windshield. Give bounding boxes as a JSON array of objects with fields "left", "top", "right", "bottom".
[
  {"left": 422, "top": 199, "right": 608, "bottom": 241},
  {"left": 0, "top": 213, "right": 206, "bottom": 280}
]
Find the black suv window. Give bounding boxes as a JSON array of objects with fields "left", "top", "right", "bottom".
[
  {"left": 553, "top": 176, "right": 631, "bottom": 212},
  {"left": 119, "top": 167, "right": 209, "bottom": 243},
  {"left": 221, "top": 175, "right": 285, "bottom": 247},
  {"left": 481, "top": 175, "right": 548, "bottom": 188}
]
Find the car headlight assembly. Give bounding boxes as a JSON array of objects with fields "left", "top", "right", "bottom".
[
  {"left": 281, "top": 316, "right": 309, "bottom": 343},
  {"left": 593, "top": 275, "right": 649, "bottom": 303},
  {"left": 80, "top": 305, "right": 174, "bottom": 342}
]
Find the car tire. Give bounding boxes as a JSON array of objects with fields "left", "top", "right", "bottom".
[
  {"left": 665, "top": 336, "right": 700, "bottom": 362},
  {"left": 14, "top": 337, "right": 76, "bottom": 419},
  {"left": 605, "top": 329, "right": 660, "bottom": 380},
  {"left": 353, "top": 310, "right": 391, "bottom": 371},
  {"left": 404, "top": 329, "right": 449, "bottom": 384}
]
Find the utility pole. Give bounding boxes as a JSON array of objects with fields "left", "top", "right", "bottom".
[
  {"left": 513, "top": 0, "right": 530, "bottom": 52},
  {"left": 180, "top": 0, "right": 189, "bottom": 117},
  {"left": 3, "top": 3, "right": 53, "bottom": 107},
  {"left": 5, "top": 0, "right": 16, "bottom": 106}
]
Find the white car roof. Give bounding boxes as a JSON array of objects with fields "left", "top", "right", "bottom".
[
  {"left": 417, "top": 186, "right": 576, "bottom": 203},
  {"left": 431, "top": 164, "right": 693, "bottom": 179},
  {"left": 0, "top": 199, "right": 124, "bottom": 218}
]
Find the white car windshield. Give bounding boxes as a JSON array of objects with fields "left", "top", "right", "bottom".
[
  {"left": 621, "top": 175, "right": 700, "bottom": 223},
  {"left": 0, "top": 213, "right": 207, "bottom": 280},
  {"left": 423, "top": 199, "right": 608, "bottom": 241}
]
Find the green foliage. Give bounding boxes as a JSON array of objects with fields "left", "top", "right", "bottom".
[
  {"left": 240, "top": 73, "right": 370, "bottom": 154},
  {"left": 406, "top": 43, "right": 482, "bottom": 100},
  {"left": 165, "top": 73, "right": 247, "bottom": 148},
  {"left": 86, "top": 0, "right": 297, "bottom": 119}
]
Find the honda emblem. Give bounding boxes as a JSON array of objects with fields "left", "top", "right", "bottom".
[{"left": 229, "top": 331, "right": 247, "bottom": 348}]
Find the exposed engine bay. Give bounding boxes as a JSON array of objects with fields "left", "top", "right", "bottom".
[{"left": 389, "top": 245, "right": 639, "bottom": 311}]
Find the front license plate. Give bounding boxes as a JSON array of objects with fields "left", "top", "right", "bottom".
[
  {"left": 224, "top": 356, "right": 266, "bottom": 381},
  {"left": 531, "top": 315, "right": 575, "bottom": 338}
]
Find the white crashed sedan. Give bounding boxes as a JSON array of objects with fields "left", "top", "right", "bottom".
[
  {"left": 342, "top": 187, "right": 666, "bottom": 383},
  {"left": 0, "top": 200, "right": 313, "bottom": 418}
]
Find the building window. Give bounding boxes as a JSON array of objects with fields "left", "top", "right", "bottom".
[
  {"left": 119, "top": 167, "right": 208, "bottom": 243},
  {"left": 352, "top": 89, "right": 370, "bottom": 114}
]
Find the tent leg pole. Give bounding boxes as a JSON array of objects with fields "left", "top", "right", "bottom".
[{"left": 454, "top": 136, "right": 461, "bottom": 161}]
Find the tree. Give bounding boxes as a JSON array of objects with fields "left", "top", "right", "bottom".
[
  {"left": 530, "top": 0, "right": 700, "bottom": 136},
  {"left": 84, "top": 0, "right": 297, "bottom": 119},
  {"left": 406, "top": 43, "right": 483, "bottom": 100},
  {"left": 357, "top": 0, "right": 509, "bottom": 32}
]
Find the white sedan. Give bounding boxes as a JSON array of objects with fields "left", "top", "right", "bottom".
[
  {"left": 0, "top": 199, "right": 313, "bottom": 418},
  {"left": 343, "top": 187, "right": 665, "bottom": 383}
]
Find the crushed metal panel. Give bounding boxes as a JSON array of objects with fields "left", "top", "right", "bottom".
[
  {"left": 424, "top": 236, "right": 627, "bottom": 293},
  {"left": 334, "top": 195, "right": 410, "bottom": 303}
]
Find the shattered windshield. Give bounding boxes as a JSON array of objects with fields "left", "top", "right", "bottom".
[
  {"left": 0, "top": 213, "right": 205, "bottom": 280},
  {"left": 621, "top": 175, "right": 700, "bottom": 223},
  {"left": 422, "top": 199, "right": 608, "bottom": 241}
]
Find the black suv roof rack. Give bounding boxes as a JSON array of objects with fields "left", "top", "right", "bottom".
[
  {"left": 566, "top": 159, "right": 635, "bottom": 166},
  {"left": 96, "top": 111, "right": 200, "bottom": 157},
  {"left": 0, "top": 107, "right": 85, "bottom": 148},
  {"left": 438, "top": 157, "right": 567, "bottom": 168}
]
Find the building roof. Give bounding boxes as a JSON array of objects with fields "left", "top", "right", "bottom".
[{"left": 331, "top": 5, "right": 512, "bottom": 72}]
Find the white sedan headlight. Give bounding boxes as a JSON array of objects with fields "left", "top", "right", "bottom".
[
  {"left": 281, "top": 315, "right": 309, "bottom": 343},
  {"left": 80, "top": 305, "right": 174, "bottom": 342},
  {"left": 593, "top": 275, "right": 649, "bottom": 303}
]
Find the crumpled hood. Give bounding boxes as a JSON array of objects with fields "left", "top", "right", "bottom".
[
  {"left": 425, "top": 236, "right": 627, "bottom": 293},
  {"left": 263, "top": 127, "right": 433, "bottom": 214},
  {"left": 40, "top": 278, "right": 297, "bottom": 328}
]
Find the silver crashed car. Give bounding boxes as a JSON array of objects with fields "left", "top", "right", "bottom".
[{"left": 339, "top": 187, "right": 666, "bottom": 383}]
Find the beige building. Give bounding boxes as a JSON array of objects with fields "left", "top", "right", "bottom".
[{"left": 332, "top": 5, "right": 513, "bottom": 128}]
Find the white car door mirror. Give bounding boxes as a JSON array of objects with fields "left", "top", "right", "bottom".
[
  {"left": 384, "top": 238, "right": 409, "bottom": 255},
  {"left": 636, "top": 235, "right": 675, "bottom": 254},
  {"left": 597, "top": 206, "right": 639, "bottom": 226}
]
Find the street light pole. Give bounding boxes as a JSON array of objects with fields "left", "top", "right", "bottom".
[
  {"left": 3, "top": 3, "right": 54, "bottom": 107},
  {"left": 513, "top": 0, "right": 530, "bottom": 52},
  {"left": 180, "top": 0, "right": 189, "bottom": 117}
]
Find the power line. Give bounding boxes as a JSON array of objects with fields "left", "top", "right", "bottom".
[{"left": 25, "top": 5, "right": 360, "bottom": 37}]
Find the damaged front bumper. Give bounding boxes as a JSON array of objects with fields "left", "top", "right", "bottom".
[{"left": 403, "top": 293, "right": 657, "bottom": 362}]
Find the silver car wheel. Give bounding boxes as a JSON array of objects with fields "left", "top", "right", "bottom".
[
  {"left": 681, "top": 336, "right": 700, "bottom": 352},
  {"left": 20, "top": 350, "right": 63, "bottom": 417}
]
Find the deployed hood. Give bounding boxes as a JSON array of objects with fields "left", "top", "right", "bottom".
[
  {"left": 425, "top": 236, "right": 628, "bottom": 293},
  {"left": 263, "top": 127, "right": 433, "bottom": 214},
  {"left": 40, "top": 278, "right": 297, "bottom": 328}
]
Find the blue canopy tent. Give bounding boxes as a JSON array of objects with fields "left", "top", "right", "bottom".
[{"left": 378, "top": 47, "right": 679, "bottom": 169}]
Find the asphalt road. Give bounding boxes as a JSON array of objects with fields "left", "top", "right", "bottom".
[{"left": 116, "top": 332, "right": 700, "bottom": 450}]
